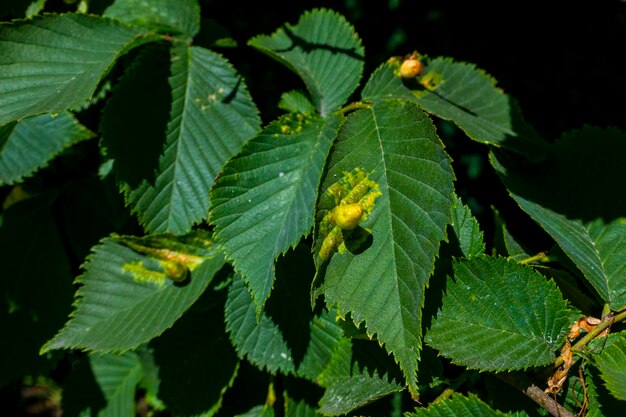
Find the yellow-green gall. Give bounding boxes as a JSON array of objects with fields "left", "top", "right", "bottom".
[
  {"left": 332, "top": 203, "right": 364, "bottom": 230},
  {"left": 400, "top": 57, "right": 424, "bottom": 78}
]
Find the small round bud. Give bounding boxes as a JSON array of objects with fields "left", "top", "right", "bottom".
[
  {"left": 400, "top": 58, "right": 423, "bottom": 78},
  {"left": 332, "top": 203, "right": 364, "bottom": 230}
]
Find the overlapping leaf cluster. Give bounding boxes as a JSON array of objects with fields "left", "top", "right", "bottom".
[{"left": 0, "top": 1, "right": 624, "bottom": 416}]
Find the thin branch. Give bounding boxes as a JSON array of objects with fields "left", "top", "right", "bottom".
[
  {"left": 552, "top": 308, "right": 626, "bottom": 370},
  {"left": 496, "top": 373, "right": 576, "bottom": 417}
]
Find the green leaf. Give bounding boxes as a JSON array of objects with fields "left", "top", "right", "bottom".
[
  {"left": 406, "top": 393, "right": 510, "bottom": 417},
  {"left": 42, "top": 231, "right": 225, "bottom": 353},
  {"left": 90, "top": 352, "right": 143, "bottom": 417},
  {"left": 285, "top": 396, "right": 320, "bottom": 417},
  {"left": 224, "top": 246, "right": 344, "bottom": 379},
  {"left": 238, "top": 405, "right": 275, "bottom": 417},
  {"left": 317, "top": 339, "right": 403, "bottom": 416},
  {"left": 278, "top": 90, "right": 315, "bottom": 114},
  {"left": 210, "top": 113, "right": 340, "bottom": 312},
  {"left": 249, "top": 9, "right": 364, "bottom": 115},
  {"left": 104, "top": 44, "right": 261, "bottom": 234},
  {"left": 450, "top": 194, "right": 485, "bottom": 258},
  {"left": 426, "top": 256, "right": 570, "bottom": 371},
  {"left": 312, "top": 100, "right": 455, "bottom": 396},
  {"left": 0, "top": 112, "right": 93, "bottom": 185},
  {"left": 491, "top": 127, "right": 626, "bottom": 310},
  {"left": 0, "top": 13, "right": 159, "bottom": 124},
  {"left": 594, "top": 332, "right": 626, "bottom": 401},
  {"left": 150, "top": 285, "right": 239, "bottom": 417},
  {"left": 0, "top": 196, "right": 73, "bottom": 386},
  {"left": 104, "top": 0, "right": 200, "bottom": 37},
  {"left": 585, "top": 364, "right": 626, "bottom": 417},
  {"left": 361, "top": 58, "right": 545, "bottom": 157}
]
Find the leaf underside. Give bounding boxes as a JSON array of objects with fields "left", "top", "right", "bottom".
[
  {"left": 426, "top": 256, "right": 570, "bottom": 371},
  {"left": 313, "top": 100, "right": 455, "bottom": 396}
]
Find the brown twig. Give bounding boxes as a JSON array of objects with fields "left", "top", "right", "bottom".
[{"left": 496, "top": 373, "right": 576, "bottom": 417}]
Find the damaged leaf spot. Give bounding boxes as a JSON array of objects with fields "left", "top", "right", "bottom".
[{"left": 317, "top": 168, "right": 382, "bottom": 261}]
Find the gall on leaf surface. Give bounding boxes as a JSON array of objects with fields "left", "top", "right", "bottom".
[
  {"left": 312, "top": 99, "right": 455, "bottom": 397},
  {"left": 362, "top": 56, "right": 546, "bottom": 158},
  {"left": 249, "top": 8, "right": 364, "bottom": 116},
  {"left": 426, "top": 256, "right": 571, "bottom": 372},
  {"left": 42, "top": 231, "right": 225, "bottom": 353}
]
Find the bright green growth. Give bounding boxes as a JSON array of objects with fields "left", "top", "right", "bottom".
[
  {"left": 406, "top": 393, "right": 509, "bottom": 417},
  {"left": 594, "top": 332, "right": 626, "bottom": 401},
  {"left": 316, "top": 167, "right": 382, "bottom": 262}
]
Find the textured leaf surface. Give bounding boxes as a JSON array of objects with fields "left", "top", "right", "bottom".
[
  {"left": 225, "top": 251, "right": 344, "bottom": 379},
  {"left": 594, "top": 333, "right": 626, "bottom": 401},
  {"left": 313, "top": 100, "right": 454, "bottom": 396},
  {"left": 90, "top": 352, "right": 142, "bottom": 417},
  {"left": 211, "top": 113, "right": 340, "bottom": 311},
  {"left": 361, "top": 58, "right": 545, "bottom": 156},
  {"left": 42, "top": 232, "right": 225, "bottom": 353},
  {"left": 0, "top": 13, "right": 158, "bottom": 124},
  {"left": 249, "top": 9, "right": 364, "bottom": 115},
  {"left": 0, "top": 112, "right": 92, "bottom": 185},
  {"left": 284, "top": 390, "right": 319, "bottom": 417},
  {"left": 150, "top": 286, "right": 238, "bottom": 417},
  {"left": 426, "top": 256, "right": 570, "bottom": 371},
  {"left": 317, "top": 339, "right": 403, "bottom": 416},
  {"left": 104, "top": 44, "right": 260, "bottom": 234},
  {"left": 491, "top": 127, "right": 626, "bottom": 310},
  {"left": 450, "top": 194, "right": 485, "bottom": 258},
  {"left": 406, "top": 393, "right": 509, "bottom": 417},
  {"left": 104, "top": 0, "right": 200, "bottom": 37},
  {"left": 278, "top": 90, "right": 315, "bottom": 114}
]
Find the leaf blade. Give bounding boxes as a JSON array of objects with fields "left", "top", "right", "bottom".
[
  {"left": 248, "top": 9, "right": 364, "bottom": 115},
  {"left": 0, "top": 13, "right": 158, "bottom": 124},
  {"left": 491, "top": 127, "right": 626, "bottom": 310},
  {"left": 104, "top": 0, "right": 201, "bottom": 37},
  {"left": 362, "top": 58, "right": 545, "bottom": 157},
  {"left": 426, "top": 256, "right": 571, "bottom": 371},
  {"left": 104, "top": 44, "right": 261, "bottom": 234},
  {"left": 313, "top": 100, "right": 455, "bottom": 396},
  {"left": 0, "top": 112, "right": 93, "bottom": 185},
  {"left": 210, "top": 113, "right": 341, "bottom": 311},
  {"left": 594, "top": 332, "right": 626, "bottom": 401},
  {"left": 42, "top": 232, "right": 225, "bottom": 353}
]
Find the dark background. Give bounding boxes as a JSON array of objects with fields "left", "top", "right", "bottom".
[{"left": 0, "top": 1, "right": 624, "bottom": 415}]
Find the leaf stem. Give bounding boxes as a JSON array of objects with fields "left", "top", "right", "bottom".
[
  {"left": 496, "top": 373, "right": 576, "bottom": 417},
  {"left": 519, "top": 252, "right": 554, "bottom": 264},
  {"left": 338, "top": 101, "right": 371, "bottom": 115}
]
